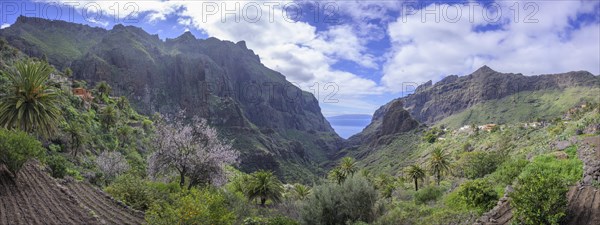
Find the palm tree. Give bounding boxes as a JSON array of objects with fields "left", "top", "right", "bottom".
[
  {"left": 246, "top": 170, "right": 284, "bottom": 207},
  {"left": 429, "top": 148, "right": 451, "bottom": 186},
  {"left": 96, "top": 81, "right": 111, "bottom": 97},
  {"left": 0, "top": 60, "right": 63, "bottom": 137},
  {"left": 405, "top": 165, "right": 426, "bottom": 191},
  {"left": 63, "top": 122, "right": 85, "bottom": 157},
  {"left": 291, "top": 183, "right": 311, "bottom": 200},
  {"left": 374, "top": 173, "right": 392, "bottom": 190},
  {"left": 339, "top": 157, "right": 357, "bottom": 178},
  {"left": 328, "top": 167, "right": 345, "bottom": 184},
  {"left": 100, "top": 105, "right": 117, "bottom": 130}
]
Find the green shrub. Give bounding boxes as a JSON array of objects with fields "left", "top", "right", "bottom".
[
  {"left": 48, "top": 144, "right": 62, "bottom": 153},
  {"left": 374, "top": 201, "right": 432, "bottom": 225},
  {"left": 510, "top": 167, "right": 568, "bottom": 225},
  {"left": 414, "top": 186, "right": 444, "bottom": 204},
  {"left": 243, "top": 217, "right": 268, "bottom": 225},
  {"left": 457, "top": 151, "right": 503, "bottom": 179},
  {"left": 462, "top": 142, "right": 473, "bottom": 152},
  {"left": 458, "top": 151, "right": 502, "bottom": 179},
  {"left": 420, "top": 208, "right": 476, "bottom": 225},
  {"left": 423, "top": 132, "right": 437, "bottom": 143},
  {"left": 46, "top": 154, "right": 70, "bottom": 178},
  {"left": 142, "top": 119, "right": 153, "bottom": 131},
  {"left": 146, "top": 181, "right": 182, "bottom": 204},
  {"left": 0, "top": 129, "right": 44, "bottom": 178},
  {"left": 66, "top": 167, "right": 83, "bottom": 181},
  {"left": 422, "top": 127, "right": 443, "bottom": 143},
  {"left": 488, "top": 158, "right": 529, "bottom": 185},
  {"left": 521, "top": 153, "right": 582, "bottom": 185},
  {"left": 457, "top": 179, "right": 498, "bottom": 213},
  {"left": 243, "top": 216, "right": 299, "bottom": 225},
  {"left": 507, "top": 150, "right": 581, "bottom": 224},
  {"left": 443, "top": 189, "right": 468, "bottom": 211},
  {"left": 301, "top": 175, "right": 377, "bottom": 225},
  {"left": 105, "top": 174, "right": 152, "bottom": 211},
  {"left": 146, "top": 188, "right": 236, "bottom": 225}
]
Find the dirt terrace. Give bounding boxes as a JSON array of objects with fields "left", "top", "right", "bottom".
[{"left": 0, "top": 163, "right": 144, "bottom": 225}]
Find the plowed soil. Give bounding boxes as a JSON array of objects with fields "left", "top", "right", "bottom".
[{"left": 0, "top": 163, "right": 145, "bottom": 225}]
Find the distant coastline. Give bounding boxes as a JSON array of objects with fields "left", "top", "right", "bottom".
[{"left": 327, "top": 114, "right": 372, "bottom": 139}]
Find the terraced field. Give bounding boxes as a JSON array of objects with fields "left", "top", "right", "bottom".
[
  {"left": 66, "top": 182, "right": 145, "bottom": 225},
  {"left": 0, "top": 163, "right": 144, "bottom": 225}
]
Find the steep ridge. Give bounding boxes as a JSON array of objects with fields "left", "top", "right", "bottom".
[
  {"left": 0, "top": 16, "right": 342, "bottom": 181},
  {"left": 403, "top": 66, "right": 599, "bottom": 124},
  {"left": 349, "top": 66, "right": 599, "bottom": 146},
  {"left": 345, "top": 99, "right": 420, "bottom": 148}
]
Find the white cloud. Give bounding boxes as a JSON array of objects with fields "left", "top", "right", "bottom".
[
  {"left": 334, "top": 0, "right": 402, "bottom": 40},
  {"left": 31, "top": 0, "right": 180, "bottom": 23},
  {"left": 0, "top": 23, "right": 10, "bottom": 29},
  {"left": 382, "top": 1, "right": 600, "bottom": 91},
  {"left": 308, "top": 25, "right": 377, "bottom": 69},
  {"left": 86, "top": 17, "right": 109, "bottom": 27}
]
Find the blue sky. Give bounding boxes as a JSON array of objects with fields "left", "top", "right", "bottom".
[{"left": 1, "top": 0, "right": 599, "bottom": 123}]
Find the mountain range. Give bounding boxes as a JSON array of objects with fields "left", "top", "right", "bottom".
[{"left": 1, "top": 16, "right": 599, "bottom": 181}]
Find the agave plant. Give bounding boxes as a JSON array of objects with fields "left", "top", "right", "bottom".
[{"left": 0, "top": 60, "right": 62, "bottom": 137}]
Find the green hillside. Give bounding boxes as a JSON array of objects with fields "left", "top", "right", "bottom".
[
  {"left": 369, "top": 102, "right": 599, "bottom": 224},
  {"left": 438, "top": 87, "right": 600, "bottom": 129}
]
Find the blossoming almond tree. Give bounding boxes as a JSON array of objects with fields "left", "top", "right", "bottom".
[
  {"left": 148, "top": 111, "right": 239, "bottom": 189},
  {"left": 95, "top": 151, "right": 130, "bottom": 182}
]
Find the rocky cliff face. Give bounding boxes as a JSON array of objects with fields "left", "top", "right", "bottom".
[
  {"left": 403, "top": 66, "right": 599, "bottom": 124},
  {"left": 0, "top": 16, "right": 341, "bottom": 181},
  {"left": 345, "top": 99, "right": 420, "bottom": 147},
  {"left": 347, "top": 66, "right": 598, "bottom": 148}
]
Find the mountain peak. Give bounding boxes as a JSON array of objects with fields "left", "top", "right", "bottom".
[
  {"left": 177, "top": 31, "right": 197, "bottom": 41},
  {"left": 112, "top": 24, "right": 127, "bottom": 31},
  {"left": 182, "top": 30, "right": 195, "bottom": 37},
  {"left": 473, "top": 65, "right": 497, "bottom": 74},
  {"left": 236, "top": 40, "right": 248, "bottom": 49}
]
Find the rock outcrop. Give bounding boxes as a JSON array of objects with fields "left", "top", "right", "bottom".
[
  {"left": 345, "top": 99, "right": 420, "bottom": 148},
  {"left": 345, "top": 65, "right": 598, "bottom": 151},
  {"left": 579, "top": 136, "right": 600, "bottom": 186},
  {"left": 403, "top": 66, "right": 599, "bottom": 124},
  {"left": 474, "top": 186, "right": 514, "bottom": 225}
]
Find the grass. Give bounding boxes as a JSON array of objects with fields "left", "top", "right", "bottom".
[
  {"left": 14, "top": 23, "right": 103, "bottom": 66},
  {"left": 342, "top": 132, "right": 421, "bottom": 176},
  {"left": 438, "top": 87, "right": 600, "bottom": 129}
]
